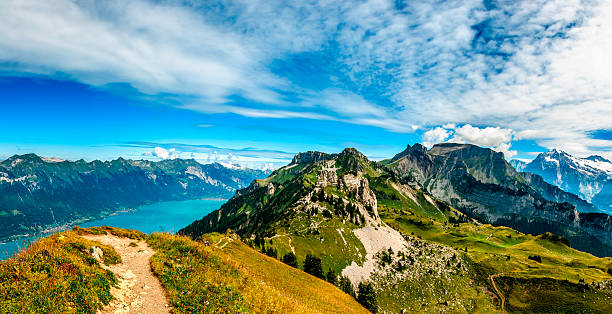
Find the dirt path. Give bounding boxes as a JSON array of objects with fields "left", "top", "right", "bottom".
[
  {"left": 83, "top": 234, "right": 171, "bottom": 314},
  {"left": 489, "top": 273, "right": 505, "bottom": 312}
]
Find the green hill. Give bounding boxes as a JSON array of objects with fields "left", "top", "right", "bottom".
[{"left": 181, "top": 147, "right": 612, "bottom": 312}]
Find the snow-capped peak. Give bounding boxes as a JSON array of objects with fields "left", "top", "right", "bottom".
[
  {"left": 585, "top": 155, "right": 612, "bottom": 163},
  {"left": 537, "top": 149, "right": 612, "bottom": 176}
]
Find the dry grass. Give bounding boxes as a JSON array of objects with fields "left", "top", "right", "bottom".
[
  {"left": 215, "top": 235, "right": 370, "bottom": 313},
  {"left": 148, "top": 232, "right": 368, "bottom": 313},
  {"left": 73, "top": 225, "right": 148, "bottom": 240},
  {"left": 0, "top": 230, "right": 121, "bottom": 313}
]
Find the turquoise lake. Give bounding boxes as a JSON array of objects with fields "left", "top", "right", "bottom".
[{"left": 0, "top": 199, "right": 225, "bottom": 260}]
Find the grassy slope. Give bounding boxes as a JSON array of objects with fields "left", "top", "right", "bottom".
[
  {"left": 183, "top": 151, "right": 612, "bottom": 312},
  {"left": 2, "top": 226, "right": 366, "bottom": 313},
  {"left": 0, "top": 228, "right": 121, "bottom": 313},
  {"left": 378, "top": 195, "right": 612, "bottom": 311},
  {"left": 148, "top": 232, "right": 368, "bottom": 313}
]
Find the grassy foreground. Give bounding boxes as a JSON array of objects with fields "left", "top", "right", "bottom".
[
  {"left": 1, "top": 226, "right": 367, "bottom": 313},
  {"left": 0, "top": 228, "right": 121, "bottom": 313},
  {"left": 147, "top": 231, "right": 368, "bottom": 313}
]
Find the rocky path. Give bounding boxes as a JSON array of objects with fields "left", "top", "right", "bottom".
[{"left": 83, "top": 234, "right": 171, "bottom": 314}]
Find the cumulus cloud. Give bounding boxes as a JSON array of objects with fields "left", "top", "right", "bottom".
[
  {"left": 126, "top": 142, "right": 293, "bottom": 169},
  {"left": 449, "top": 125, "right": 517, "bottom": 158},
  {"left": 422, "top": 127, "right": 452, "bottom": 148},
  {"left": 423, "top": 124, "right": 518, "bottom": 158},
  {"left": 152, "top": 147, "right": 176, "bottom": 160},
  {"left": 450, "top": 125, "right": 513, "bottom": 148}
]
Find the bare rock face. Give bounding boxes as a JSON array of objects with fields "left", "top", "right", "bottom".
[
  {"left": 388, "top": 142, "right": 612, "bottom": 257},
  {"left": 266, "top": 182, "right": 275, "bottom": 195},
  {"left": 291, "top": 151, "right": 333, "bottom": 165},
  {"left": 341, "top": 173, "right": 379, "bottom": 222},
  {"left": 317, "top": 169, "right": 338, "bottom": 187}
]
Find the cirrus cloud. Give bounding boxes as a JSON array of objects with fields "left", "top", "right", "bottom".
[{"left": 0, "top": 0, "right": 611, "bottom": 160}]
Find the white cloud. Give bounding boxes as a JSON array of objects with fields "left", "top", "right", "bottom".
[
  {"left": 152, "top": 147, "right": 176, "bottom": 160},
  {"left": 423, "top": 124, "right": 518, "bottom": 158},
  {"left": 422, "top": 127, "right": 452, "bottom": 148},
  {"left": 0, "top": 0, "right": 287, "bottom": 106},
  {"left": 1, "top": 0, "right": 612, "bottom": 160},
  {"left": 332, "top": 0, "right": 612, "bottom": 159},
  {"left": 449, "top": 125, "right": 517, "bottom": 158},
  {"left": 450, "top": 125, "right": 513, "bottom": 148}
]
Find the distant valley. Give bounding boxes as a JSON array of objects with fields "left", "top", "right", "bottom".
[{"left": 0, "top": 154, "right": 269, "bottom": 242}]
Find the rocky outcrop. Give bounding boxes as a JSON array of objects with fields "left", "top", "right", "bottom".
[
  {"left": 340, "top": 173, "right": 378, "bottom": 221},
  {"left": 290, "top": 151, "right": 333, "bottom": 165},
  {"left": 388, "top": 143, "right": 612, "bottom": 257},
  {"left": 316, "top": 161, "right": 339, "bottom": 187},
  {"left": 521, "top": 172, "right": 599, "bottom": 213}
]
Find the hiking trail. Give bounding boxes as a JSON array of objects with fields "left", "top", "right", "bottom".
[{"left": 83, "top": 234, "right": 170, "bottom": 314}]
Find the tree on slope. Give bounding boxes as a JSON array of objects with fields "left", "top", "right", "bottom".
[
  {"left": 357, "top": 282, "right": 377, "bottom": 313},
  {"left": 338, "top": 276, "right": 356, "bottom": 298},
  {"left": 281, "top": 252, "right": 298, "bottom": 268},
  {"left": 303, "top": 254, "right": 323, "bottom": 279}
]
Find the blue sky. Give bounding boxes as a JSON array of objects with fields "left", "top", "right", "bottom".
[{"left": 1, "top": 0, "right": 611, "bottom": 168}]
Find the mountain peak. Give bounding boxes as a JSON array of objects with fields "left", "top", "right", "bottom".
[
  {"left": 585, "top": 155, "right": 611, "bottom": 163},
  {"left": 290, "top": 151, "right": 332, "bottom": 165},
  {"left": 391, "top": 143, "right": 427, "bottom": 161},
  {"left": 2, "top": 153, "right": 44, "bottom": 166},
  {"left": 510, "top": 159, "right": 528, "bottom": 172},
  {"left": 544, "top": 148, "right": 569, "bottom": 157},
  {"left": 339, "top": 147, "right": 366, "bottom": 159}
]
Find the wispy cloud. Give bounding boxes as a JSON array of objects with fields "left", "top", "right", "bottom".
[{"left": 1, "top": 0, "right": 612, "bottom": 159}]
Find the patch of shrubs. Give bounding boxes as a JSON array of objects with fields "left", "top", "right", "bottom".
[
  {"left": 281, "top": 252, "right": 298, "bottom": 268},
  {"left": 539, "top": 232, "right": 570, "bottom": 246},
  {"left": 357, "top": 282, "right": 378, "bottom": 313},
  {"left": 528, "top": 255, "right": 542, "bottom": 263},
  {"left": 263, "top": 246, "right": 278, "bottom": 259},
  {"left": 304, "top": 254, "right": 324, "bottom": 279}
]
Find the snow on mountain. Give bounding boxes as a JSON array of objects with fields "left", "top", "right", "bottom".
[
  {"left": 522, "top": 149, "right": 612, "bottom": 213},
  {"left": 580, "top": 155, "right": 612, "bottom": 175}
]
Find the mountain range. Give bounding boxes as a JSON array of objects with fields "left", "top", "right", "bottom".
[
  {"left": 511, "top": 149, "right": 612, "bottom": 214},
  {"left": 0, "top": 154, "right": 269, "bottom": 241},
  {"left": 180, "top": 144, "right": 612, "bottom": 312},
  {"left": 3, "top": 144, "right": 612, "bottom": 312}
]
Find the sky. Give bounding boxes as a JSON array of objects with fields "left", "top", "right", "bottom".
[{"left": 1, "top": 0, "right": 611, "bottom": 169}]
